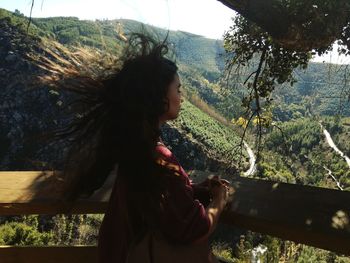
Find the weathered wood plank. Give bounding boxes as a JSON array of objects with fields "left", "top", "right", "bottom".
[
  {"left": 0, "top": 171, "right": 64, "bottom": 202},
  {"left": 0, "top": 171, "right": 112, "bottom": 215},
  {"left": 220, "top": 176, "right": 350, "bottom": 255},
  {"left": 0, "top": 246, "right": 97, "bottom": 263},
  {"left": 0, "top": 171, "right": 114, "bottom": 203}
]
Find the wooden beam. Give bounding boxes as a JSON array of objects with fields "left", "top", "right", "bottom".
[
  {"left": 0, "top": 246, "right": 97, "bottom": 263},
  {"left": 220, "top": 176, "right": 350, "bottom": 255},
  {"left": 0, "top": 171, "right": 66, "bottom": 202},
  {"left": 0, "top": 171, "right": 111, "bottom": 215},
  {"left": 0, "top": 245, "right": 231, "bottom": 263}
]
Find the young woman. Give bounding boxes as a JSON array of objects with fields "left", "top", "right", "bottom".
[{"left": 51, "top": 34, "right": 231, "bottom": 263}]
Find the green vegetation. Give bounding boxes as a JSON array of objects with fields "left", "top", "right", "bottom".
[
  {"left": 260, "top": 117, "right": 350, "bottom": 190},
  {"left": 0, "top": 215, "right": 102, "bottom": 246},
  {"left": 0, "top": 8, "right": 41, "bottom": 36},
  {"left": 174, "top": 100, "right": 246, "bottom": 165},
  {"left": 273, "top": 63, "right": 350, "bottom": 120},
  {"left": 211, "top": 242, "right": 236, "bottom": 262},
  {"left": 0, "top": 222, "right": 52, "bottom": 245},
  {"left": 32, "top": 17, "right": 124, "bottom": 53},
  {"left": 223, "top": 14, "right": 310, "bottom": 142},
  {"left": 29, "top": 15, "right": 224, "bottom": 74}
]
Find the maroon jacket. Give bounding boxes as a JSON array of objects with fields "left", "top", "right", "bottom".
[{"left": 98, "top": 144, "right": 210, "bottom": 263}]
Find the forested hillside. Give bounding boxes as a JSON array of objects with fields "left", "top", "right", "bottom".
[{"left": 260, "top": 117, "right": 350, "bottom": 190}]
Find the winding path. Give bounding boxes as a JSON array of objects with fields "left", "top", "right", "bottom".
[
  {"left": 319, "top": 122, "right": 349, "bottom": 190},
  {"left": 243, "top": 141, "right": 257, "bottom": 176},
  {"left": 321, "top": 126, "right": 350, "bottom": 169},
  {"left": 323, "top": 165, "right": 344, "bottom": 191},
  {"left": 321, "top": 124, "right": 350, "bottom": 168}
]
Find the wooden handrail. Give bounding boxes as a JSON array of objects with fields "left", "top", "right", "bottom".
[
  {"left": 0, "top": 246, "right": 97, "bottom": 263},
  {"left": 0, "top": 171, "right": 109, "bottom": 215},
  {"left": 0, "top": 171, "right": 349, "bottom": 257},
  {"left": 0, "top": 246, "right": 230, "bottom": 263},
  {"left": 220, "top": 175, "right": 350, "bottom": 255}
]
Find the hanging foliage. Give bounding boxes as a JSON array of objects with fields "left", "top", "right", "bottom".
[
  {"left": 223, "top": 15, "right": 311, "bottom": 152},
  {"left": 219, "top": 0, "right": 350, "bottom": 52}
]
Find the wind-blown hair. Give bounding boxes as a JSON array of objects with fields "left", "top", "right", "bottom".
[{"left": 41, "top": 34, "right": 178, "bottom": 204}]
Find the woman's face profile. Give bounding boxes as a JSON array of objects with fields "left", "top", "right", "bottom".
[{"left": 160, "top": 73, "right": 182, "bottom": 123}]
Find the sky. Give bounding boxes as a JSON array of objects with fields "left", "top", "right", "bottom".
[
  {"left": 1, "top": 0, "right": 349, "bottom": 64},
  {"left": 0, "top": 0, "right": 235, "bottom": 39}
]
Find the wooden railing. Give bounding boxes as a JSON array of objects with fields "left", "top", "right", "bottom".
[{"left": 0, "top": 171, "right": 349, "bottom": 262}]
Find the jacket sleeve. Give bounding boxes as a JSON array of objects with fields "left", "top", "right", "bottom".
[{"left": 158, "top": 174, "right": 211, "bottom": 245}]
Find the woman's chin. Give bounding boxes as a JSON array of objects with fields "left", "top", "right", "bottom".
[
  {"left": 170, "top": 112, "right": 180, "bottom": 120},
  {"left": 160, "top": 110, "right": 180, "bottom": 123}
]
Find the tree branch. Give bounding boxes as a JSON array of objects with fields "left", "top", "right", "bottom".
[
  {"left": 252, "top": 49, "right": 266, "bottom": 159},
  {"left": 27, "top": 0, "right": 35, "bottom": 32}
]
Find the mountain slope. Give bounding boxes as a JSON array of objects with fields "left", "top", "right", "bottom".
[
  {"left": 0, "top": 9, "right": 245, "bottom": 175},
  {"left": 29, "top": 16, "right": 225, "bottom": 75}
]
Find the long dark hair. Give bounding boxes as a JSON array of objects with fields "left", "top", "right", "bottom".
[{"left": 42, "top": 34, "right": 178, "bottom": 203}]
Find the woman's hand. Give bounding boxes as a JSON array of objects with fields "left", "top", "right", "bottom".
[
  {"left": 200, "top": 176, "right": 232, "bottom": 241},
  {"left": 208, "top": 177, "right": 229, "bottom": 204},
  {"left": 198, "top": 175, "right": 230, "bottom": 187},
  {"left": 194, "top": 175, "right": 232, "bottom": 207}
]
